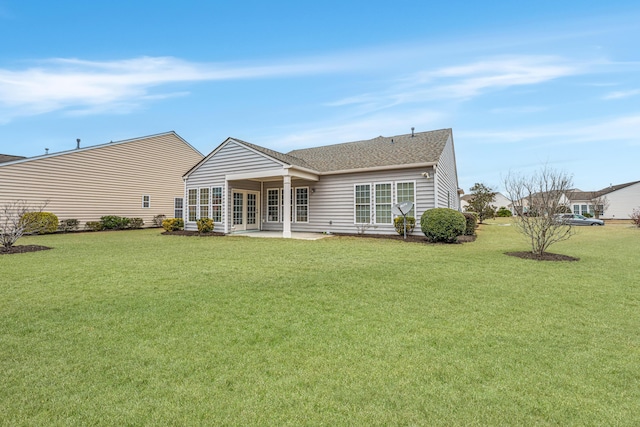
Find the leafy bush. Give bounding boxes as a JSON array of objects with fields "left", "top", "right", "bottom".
[
  {"left": 58, "top": 219, "right": 79, "bottom": 232},
  {"left": 462, "top": 212, "right": 477, "bottom": 236},
  {"left": 152, "top": 214, "right": 166, "bottom": 227},
  {"left": 100, "top": 215, "right": 130, "bottom": 230},
  {"left": 631, "top": 208, "right": 640, "bottom": 228},
  {"left": 197, "top": 217, "right": 214, "bottom": 233},
  {"left": 583, "top": 212, "right": 593, "bottom": 218},
  {"left": 496, "top": 207, "right": 512, "bottom": 217},
  {"left": 162, "top": 218, "right": 184, "bottom": 232},
  {"left": 129, "top": 218, "right": 144, "bottom": 229},
  {"left": 21, "top": 212, "right": 59, "bottom": 234},
  {"left": 393, "top": 216, "right": 416, "bottom": 235},
  {"left": 420, "top": 208, "right": 466, "bottom": 243},
  {"left": 84, "top": 221, "right": 104, "bottom": 232}
]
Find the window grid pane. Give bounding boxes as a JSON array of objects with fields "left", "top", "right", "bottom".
[
  {"left": 296, "top": 188, "right": 308, "bottom": 222},
  {"left": 396, "top": 182, "right": 415, "bottom": 217},
  {"left": 375, "top": 183, "right": 392, "bottom": 224},
  {"left": 211, "top": 187, "right": 222, "bottom": 222},
  {"left": 267, "top": 189, "right": 279, "bottom": 222},
  {"left": 355, "top": 184, "right": 371, "bottom": 223}
]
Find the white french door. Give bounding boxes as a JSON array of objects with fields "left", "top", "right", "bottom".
[{"left": 232, "top": 190, "right": 260, "bottom": 231}]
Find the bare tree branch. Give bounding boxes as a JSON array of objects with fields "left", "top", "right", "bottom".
[
  {"left": 504, "top": 166, "right": 576, "bottom": 256},
  {"left": 0, "top": 200, "right": 49, "bottom": 250}
]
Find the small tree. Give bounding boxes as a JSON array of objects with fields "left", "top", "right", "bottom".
[
  {"left": 504, "top": 166, "right": 575, "bottom": 256},
  {"left": 1, "top": 200, "right": 49, "bottom": 250},
  {"left": 631, "top": 208, "right": 640, "bottom": 228},
  {"left": 466, "top": 183, "right": 497, "bottom": 223},
  {"left": 588, "top": 193, "right": 610, "bottom": 219}
]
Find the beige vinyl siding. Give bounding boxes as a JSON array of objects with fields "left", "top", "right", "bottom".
[{"left": 0, "top": 132, "right": 203, "bottom": 228}]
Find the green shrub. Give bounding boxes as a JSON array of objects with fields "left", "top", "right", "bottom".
[
  {"left": 496, "top": 207, "right": 512, "bottom": 217},
  {"left": 462, "top": 212, "right": 477, "bottom": 236},
  {"left": 21, "top": 212, "right": 59, "bottom": 234},
  {"left": 583, "top": 212, "right": 593, "bottom": 218},
  {"left": 420, "top": 208, "right": 466, "bottom": 243},
  {"left": 197, "top": 217, "right": 214, "bottom": 233},
  {"left": 58, "top": 218, "right": 79, "bottom": 232},
  {"left": 393, "top": 216, "right": 416, "bottom": 235},
  {"left": 162, "top": 218, "right": 184, "bottom": 232},
  {"left": 129, "top": 218, "right": 144, "bottom": 229},
  {"left": 152, "top": 214, "right": 166, "bottom": 227},
  {"left": 100, "top": 215, "right": 130, "bottom": 230},
  {"left": 84, "top": 221, "right": 104, "bottom": 232}
]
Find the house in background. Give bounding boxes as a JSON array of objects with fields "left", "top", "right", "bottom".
[
  {"left": 0, "top": 132, "right": 203, "bottom": 228},
  {"left": 461, "top": 192, "right": 512, "bottom": 214},
  {"left": 567, "top": 181, "right": 640, "bottom": 219},
  {"left": 183, "top": 128, "right": 462, "bottom": 237}
]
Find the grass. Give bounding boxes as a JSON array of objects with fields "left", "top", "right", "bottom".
[{"left": 1, "top": 222, "right": 639, "bottom": 426}]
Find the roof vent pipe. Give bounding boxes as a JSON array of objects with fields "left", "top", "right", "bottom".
[
  {"left": 76, "top": 138, "right": 81, "bottom": 149},
  {"left": 45, "top": 148, "right": 49, "bottom": 154},
  {"left": 411, "top": 127, "right": 415, "bottom": 137}
]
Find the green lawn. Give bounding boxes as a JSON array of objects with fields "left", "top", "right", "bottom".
[{"left": 1, "top": 222, "right": 639, "bottom": 426}]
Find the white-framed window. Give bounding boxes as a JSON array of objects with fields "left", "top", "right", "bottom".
[
  {"left": 199, "top": 188, "right": 210, "bottom": 219},
  {"left": 174, "top": 198, "right": 183, "bottom": 219},
  {"left": 187, "top": 189, "right": 198, "bottom": 222},
  {"left": 355, "top": 184, "right": 371, "bottom": 223},
  {"left": 211, "top": 187, "right": 222, "bottom": 222},
  {"left": 267, "top": 189, "right": 279, "bottom": 222},
  {"left": 374, "top": 183, "right": 392, "bottom": 224},
  {"left": 396, "top": 181, "right": 416, "bottom": 217},
  {"left": 296, "top": 187, "right": 309, "bottom": 222},
  {"left": 142, "top": 195, "right": 150, "bottom": 208}
]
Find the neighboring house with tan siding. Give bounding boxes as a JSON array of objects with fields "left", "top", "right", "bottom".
[
  {"left": 183, "top": 128, "right": 462, "bottom": 237},
  {"left": 0, "top": 132, "right": 203, "bottom": 228}
]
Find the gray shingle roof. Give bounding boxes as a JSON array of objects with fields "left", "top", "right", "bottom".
[
  {"left": 0, "top": 154, "right": 26, "bottom": 164},
  {"left": 232, "top": 138, "right": 315, "bottom": 170},
  {"left": 287, "top": 128, "right": 451, "bottom": 172}
]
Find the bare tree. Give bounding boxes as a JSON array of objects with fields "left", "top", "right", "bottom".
[
  {"left": 587, "top": 193, "right": 610, "bottom": 219},
  {"left": 504, "top": 166, "right": 575, "bottom": 256},
  {"left": 0, "top": 200, "right": 48, "bottom": 251}
]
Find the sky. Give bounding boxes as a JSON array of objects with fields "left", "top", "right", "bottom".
[{"left": 1, "top": 0, "right": 639, "bottom": 193}]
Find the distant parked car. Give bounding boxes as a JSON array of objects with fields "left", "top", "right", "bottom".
[{"left": 555, "top": 213, "right": 604, "bottom": 226}]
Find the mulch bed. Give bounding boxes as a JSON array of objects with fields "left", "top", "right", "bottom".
[
  {"left": 505, "top": 251, "right": 579, "bottom": 262},
  {"left": 0, "top": 245, "right": 52, "bottom": 255}
]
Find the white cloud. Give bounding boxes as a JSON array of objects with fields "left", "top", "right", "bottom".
[{"left": 603, "top": 89, "right": 640, "bottom": 99}]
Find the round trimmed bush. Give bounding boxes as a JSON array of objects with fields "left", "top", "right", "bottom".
[
  {"left": 496, "top": 207, "right": 512, "bottom": 217},
  {"left": 162, "top": 218, "right": 184, "bottom": 232},
  {"left": 21, "top": 211, "right": 59, "bottom": 234},
  {"left": 420, "top": 208, "right": 466, "bottom": 243},
  {"left": 196, "top": 217, "right": 214, "bottom": 233}
]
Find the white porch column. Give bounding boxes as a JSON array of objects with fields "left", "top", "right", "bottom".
[{"left": 283, "top": 175, "right": 292, "bottom": 238}]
